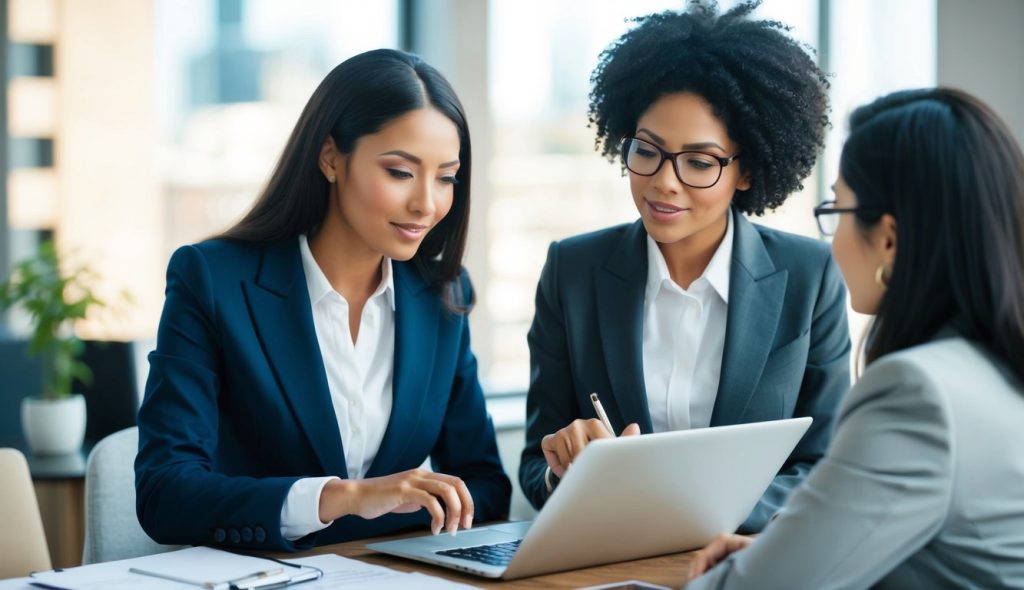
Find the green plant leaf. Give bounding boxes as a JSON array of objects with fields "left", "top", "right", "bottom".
[{"left": 0, "top": 240, "right": 109, "bottom": 398}]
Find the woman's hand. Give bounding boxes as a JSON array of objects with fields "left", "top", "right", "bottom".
[
  {"left": 687, "top": 533, "right": 754, "bottom": 581},
  {"left": 541, "top": 419, "right": 640, "bottom": 478},
  {"left": 320, "top": 469, "right": 474, "bottom": 536}
]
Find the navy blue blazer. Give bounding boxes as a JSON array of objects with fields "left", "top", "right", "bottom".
[
  {"left": 519, "top": 210, "right": 851, "bottom": 532},
  {"left": 135, "top": 239, "right": 511, "bottom": 552}
]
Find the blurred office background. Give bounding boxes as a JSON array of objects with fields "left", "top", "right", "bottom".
[{"left": 0, "top": 0, "right": 1022, "bottom": 559}]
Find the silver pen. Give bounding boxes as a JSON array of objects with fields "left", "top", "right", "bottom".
[
  {"left": 589, "top": 392, "right": 616, "bottom": 436},
  {"left": 128, "top": 566, "right": 285, "bottom": 590}
]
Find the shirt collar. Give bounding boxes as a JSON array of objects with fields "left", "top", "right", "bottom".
[
  {"left": 298, "top": 235, "right": 395, "bottom": 310},
  {"left": 644, "top": 210, "right": 733, "bottom": 304}
]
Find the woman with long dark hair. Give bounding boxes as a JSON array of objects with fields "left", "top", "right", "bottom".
[
  {"left": 687, "top": 88, "right": 1024, "bottom": 588},
  {"left": 135, "top": 49, "right": 511, "bottom": 551}
]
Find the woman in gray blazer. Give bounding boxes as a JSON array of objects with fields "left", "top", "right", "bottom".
[{"left": 686, "top": 89, "right": 1024, "bottom": 589}]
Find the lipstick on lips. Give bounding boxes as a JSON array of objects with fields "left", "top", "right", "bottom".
[
  {"left": 645, "top": 198, "right": 690, "bottom": 222},
  {"left": 392, "top": 222, "right": 428, "bottom": 240}
]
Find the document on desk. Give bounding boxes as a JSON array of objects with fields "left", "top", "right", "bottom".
[{"left": 28, "top": 546, "right": 478, "bottom": 590}]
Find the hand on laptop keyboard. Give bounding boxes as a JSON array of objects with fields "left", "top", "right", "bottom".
[{"left": 321, "top": 469, "right": 474, "bottom": 536}]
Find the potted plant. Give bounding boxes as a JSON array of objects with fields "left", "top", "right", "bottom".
[{"left": 0, "top": 240, "right": 104, "bottom": 455}]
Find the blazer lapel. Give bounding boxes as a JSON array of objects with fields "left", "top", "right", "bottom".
[
  {"left": 595, "top": 221, "right": 654, "bottom": 433},
  {"left": 241, "top": 240, "right": 346, "bottom": 477},
  {"left": 711, "top": 210, "right": 788, "bottom": 426},
  {"left": 366, "top": 262, "right": 438, "bottom": 477}
]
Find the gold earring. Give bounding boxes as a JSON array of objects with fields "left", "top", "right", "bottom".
[
  {"left": 327, "top": 175, "right": 336, "bottom": 183},
  {"left": 875, "top": 265, "right": 889, "bottom": 289}
]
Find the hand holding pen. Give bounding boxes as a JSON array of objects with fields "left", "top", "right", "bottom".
[{"left": 541, "top": 392, "right": 641, "bottom": 480}]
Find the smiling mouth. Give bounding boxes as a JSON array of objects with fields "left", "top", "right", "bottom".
[
  {"left": 391, "top": 222, "right": 429, "bottom": 239},
  {"left": 392, "top": 222, "right": 427, "bottom": 232},
  {"left": 646, "top": 199, "right": 690, "bottom": 214}
]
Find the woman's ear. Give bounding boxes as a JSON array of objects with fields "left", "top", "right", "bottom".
[
  {"left": 319, "top": 136, "right": 343, "bottom": 184},
  {"left": 735, "top": 170, "right": 751, "bottom": 191},
  {"left": 875, "top": 212, "right": 898, "bottom": 267}
]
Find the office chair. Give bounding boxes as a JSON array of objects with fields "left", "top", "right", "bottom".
[
  {"left": 0, "top": 448, "right": 52, "bottom": 577},
  {"left": 81, "top": 427, "right": 182, "bottom": 564}
]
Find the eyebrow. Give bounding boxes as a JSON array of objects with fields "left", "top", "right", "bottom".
[
  {"left": 379, "top": 150, "right": 459, "bottom": 168},
  {"left": 635, "top": 128, "right": 727, "bottom": 152}
]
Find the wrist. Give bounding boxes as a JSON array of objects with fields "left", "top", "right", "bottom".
[{"left": 320, "top": 478, "right": 359, "bottom": 522}]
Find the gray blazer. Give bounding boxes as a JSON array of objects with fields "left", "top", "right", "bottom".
[{"left": 687, "top": 332, "right": 1024, "bottom": 589}]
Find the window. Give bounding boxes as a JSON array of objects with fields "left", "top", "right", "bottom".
[
  {"left": 156, "top": 0, "right": 401, "bottom": 251},
  {"left": 482, "top": 0, "right": 821, "bottom": 389}
]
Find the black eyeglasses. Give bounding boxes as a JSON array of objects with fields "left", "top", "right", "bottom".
[
  {"left": 813, "top": 200, "right": 883, "bottom": 236},
  {"left": 620, "top": 137, "right": 740, "bottom": 189}
]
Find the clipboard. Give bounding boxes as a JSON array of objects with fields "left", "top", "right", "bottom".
[{"left": 29, "top": 547, "right": 321, "bottom": 590}]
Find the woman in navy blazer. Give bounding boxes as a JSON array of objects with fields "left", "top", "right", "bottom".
[
  {"left": 520, "top": 1, "right": 850, "bottom": 533},
  {"left": 135, "top": 49, "right": 510, "bottom": 552}
]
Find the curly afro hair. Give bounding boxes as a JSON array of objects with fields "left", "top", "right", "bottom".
[{"left": 589, "top": 0, "right": 829, "bottom": 216}]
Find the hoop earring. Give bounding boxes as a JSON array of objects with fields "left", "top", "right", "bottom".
[
  {"left": 327, "top": 175, "right": 336, "bottom": 183},
  {"left": 875, "top": 265, "right": 889, "bottom": 289}
]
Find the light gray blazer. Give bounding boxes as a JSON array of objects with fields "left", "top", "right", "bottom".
[{"left": 687, "top": 333, "right": 1024, "bottom": 589}]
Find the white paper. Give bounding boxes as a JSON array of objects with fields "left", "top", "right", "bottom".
[
  {"left": 27, "top": 547, "right": 479, "bottom": 590},
  {"left": 30, "top": 546, "right": 304, "bottom": 590},
  {"left": 30, "top": 557, "right": 193, "bottom": 590},
  {"left": 131, "top": 546, "right": 313, "bottom": 588}
]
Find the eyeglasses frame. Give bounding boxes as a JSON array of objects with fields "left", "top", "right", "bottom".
[
  {"left": 813, "top": 199, "right": 884, "bottom": 236},
  {"left": 620, "top": 136, "right": 741, "bottom": 189}
]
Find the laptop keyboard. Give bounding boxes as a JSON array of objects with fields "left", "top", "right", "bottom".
[{"left": 436, "top": 539, "right": 523, "bottom": 566}]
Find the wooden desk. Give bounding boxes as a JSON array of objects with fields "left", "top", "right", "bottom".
[{"left": 286, "top": 528, "right": 696, "bottom": 589}]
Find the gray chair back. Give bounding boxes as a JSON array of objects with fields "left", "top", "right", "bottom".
[{"left": 82, "top": 427, "right": 182, "bottom": 564}]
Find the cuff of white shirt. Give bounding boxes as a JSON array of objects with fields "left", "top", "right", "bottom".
[{"left": 280, "top": 476, "right": 340, "bottom": 541}]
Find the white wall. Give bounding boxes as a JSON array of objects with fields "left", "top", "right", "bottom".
[{"left": 937, "top": 0, "right": 1024, "bottom": 145}]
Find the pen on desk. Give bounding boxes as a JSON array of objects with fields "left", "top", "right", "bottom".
[
  {"left": 128, "top": 567, "right": 206, "bottom": 588},
  {"left": 228, "top": 568, "right": 287, "bottom": 589},
  {"left": 589, "top": 392, "right": 615, "bottom": 436},
  {"left": 127, "top": 566, "right": 285, "bottom": 590}
]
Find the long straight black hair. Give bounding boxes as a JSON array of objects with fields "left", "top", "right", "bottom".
[
  {"left": 219, "top": 49, "right": 473, "bottom": 312},
  {"left": 840, "top": 88, "right": 1024, "bottom": 383}
]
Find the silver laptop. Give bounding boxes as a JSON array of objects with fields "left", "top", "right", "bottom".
[{"left": 367, "top": 416, "right": 812, "bottom": 579}]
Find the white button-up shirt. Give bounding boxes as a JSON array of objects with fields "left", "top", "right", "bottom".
[
  {"left": 279, "top": 235, "right": 396, "bottom": 540},
  {"left": 642, "top": 213, "right": 732, "bottom": 432}
]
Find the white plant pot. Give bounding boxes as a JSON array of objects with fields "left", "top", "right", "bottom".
[{"left": 21, "top": 394, "right": 87, "bottom": 455}]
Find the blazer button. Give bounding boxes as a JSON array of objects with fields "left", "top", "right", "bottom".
[
  {"left": 213, "top": 528, "right": 226, "bottom": 543},
  {"left": 241, "top": 526, "right": 253, "bottom": 543},
  {"left": 254, "top": 526, "right": 266, "bottom": 543},
  {"left": 229, "top": 528, "right": 241, "bottom": 544}
]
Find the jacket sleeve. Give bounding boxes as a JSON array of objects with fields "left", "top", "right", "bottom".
[
  {"left": 429, "top": 272, "right": 512, "bottom": 522},
  {"left": 519, "top": 242, "right": 579, "bottom": 510},
  {"left": 135, "top": 245, "right": 307, "bottom": 552},
  {"left": 687, "top": 356, "right": 953, "bottom": 590},
  {"left": 740, "top": 251, "right": 851, "bottom": 532}
]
